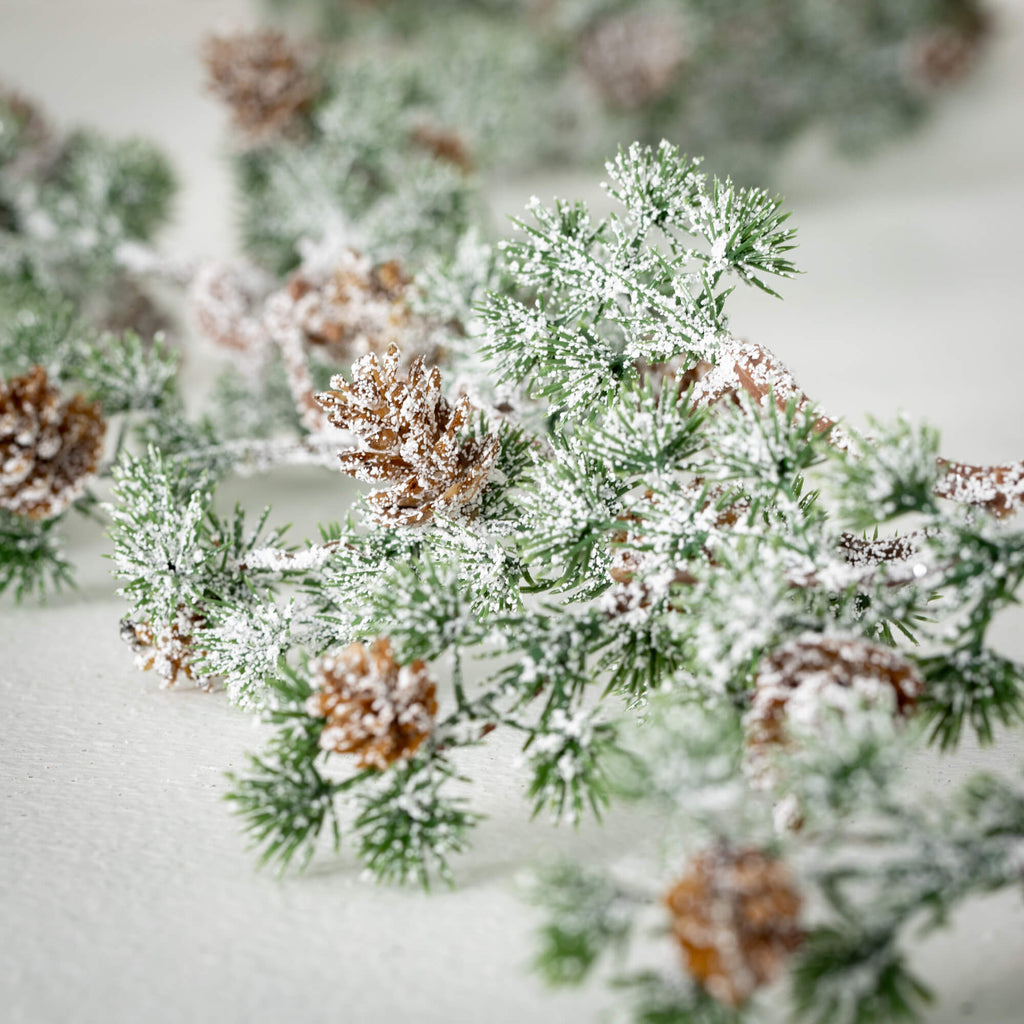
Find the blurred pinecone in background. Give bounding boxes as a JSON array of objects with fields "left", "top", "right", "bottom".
[
  {"left": 665, "top": 845, "right": 804, "bottom": 1007},
  {"left": 203, "top": 30, "right": 320, "bottom": 145}
]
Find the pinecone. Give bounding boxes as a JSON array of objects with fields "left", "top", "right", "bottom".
[
  {"left": 0, "top": 84, "right": 52, "bottom": 174},
  {"left": 315, "top": 344, "right": 500, "bottom": 526},
  {"left": 579, "top": 12, "right": 687, "bottom": 111},
  {"left": 190, "top": 260, "right": 272, "bottom": 354},
  {"left": 907, "top": 9, "right": 990, "bottom": 90},
  {"left": 605, "top": 483, "right": 746, "bottom": 608},
  {"left": 202, "top": 30, "right": 319, "bottom": 144},
  {"left": 305, "top": 637, "right": 438, "bottom": 770},
  {"left": 690, "top": 341, "right": 840, "bottom": 443},
  {"left": 284, "top": 248, "right": 413, "bottom": 362},
  {"left": 97, "top": 277, "right": 174, "bottom": 341},
  {"left": 837, "top": 532, "right": 918, "bottom": 567},
  {"left": 410, "top": 124, "right": 474, "bottom": 174},
  {"left": 120, "top": 608, "right": 203, "bottom": 688},
  {"left": 745, "top": 636, "right": 923, "bottom": 777},
  {"left": 665, "top": 845, "right": 803, "bottom": 1007},
  {"left": 0, "top": 366, "right": 106, "bottom": 520}
]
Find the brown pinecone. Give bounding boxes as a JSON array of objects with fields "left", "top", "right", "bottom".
[
  {"left": 579, "top": 12, "right": 687, "bottom": 111},
  {"left": 606, "top": 483, "right": 745, "bottom": 603},
  {"left": 746, "top": 636, "right": 923, "bottom": 773},
  {"left": 0, "top": 366, "right": 105, "bottom": 520},
  {"left": 285, "top": 249, "right": 412, "bottom": 362},
  {"left": 120, "top": 608, "right": 203, "bottom": 688},
  {"left": 0, "top": 84, "right": 53, "bottom": 174},
  {"left": 305, "top": 637, "right": 438, "bottom": 770},
  {"left": 906, "top": 9, "right": 990, "bottom": 90},
  {"left": 690, "top": 341, "right": 838, "bottom": 440},
  {"left": 315, "top": 344, "right": 500, "bottom": 526},
  {"left": 202, "top": 30, "right": 319, "bottom": 144},
  {"left": 409, "top": 124, "right": 474, "bottom": 174},
  {"left": 191, "top": 260, "right": 272, "bottom": 354},
  {"left": 665, "top": 845, "right": 803, "bottom": 1007}
]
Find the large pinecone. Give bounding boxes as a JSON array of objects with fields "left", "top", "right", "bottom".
[
  {"left": 306, "top": 637, "right": 438, "bottom": 770},
  {"left": 745, "top": 635, "right": 923, "bottom": 778},
  {"left": 316, "top": 344, "right": 500, "bottom": 526},
  {"left": 0, "top": 366, "right": 105, "bottom": 520},
  {"left": 665, "top": 845, "right": 803, "bottom": 1007},
  {"left": 202, "top": 30, "right": 319, "bottom": 144}
]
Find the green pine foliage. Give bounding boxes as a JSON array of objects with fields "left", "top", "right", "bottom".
[
  {"left": 260, "top": 0, "right": 990, "bottom": 179},
  {"left": 107, "top": 142, "right": 1011, "bottom": 910}
]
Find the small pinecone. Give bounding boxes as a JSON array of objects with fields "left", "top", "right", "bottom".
[
  {"left": 98, "top": 277, "right": 174, "bottom": 341},
  {"left": 316, "top": 344, "right": 500, "bottom": 526},
  {"left": 907, "top": 10, "right": 990, "bottom": 90},
  {"left": 746, "top": 636, "right": 923, "bottom": 774},
  {"left": 579, "top": 12, "right": 687, "bottom": 111},
  {"left": 0, "top": 366, "right": 105, "bottom": 520},
  {"left": 665, "top": 845, "right": 803, "bottom": 1007},
  {"left": 691, "top": 341, "right": 838, "bottom": 436},
  {"left": 306, "top": 637, "right": 438, "bottom": 770},
  {"left": 284, "top": 249, "right": 413, "bottom": 363},
  {"left": 120, "top": 608, "right": 203, "bottom": 688},
  {"left": 190, "top": 260, "right": 271, "bottom": 354},
  {"left": 0, "top": 84, "right": 52, "bottom": 173},
  {"left": 202, "top": 30, "right": 319, "bottom": 144},
  {"left": 606, "top": 483, "right": 745, "bottom": 602},
  {"left": 410, "top": 124, "right": 474, "bottom": 174}
]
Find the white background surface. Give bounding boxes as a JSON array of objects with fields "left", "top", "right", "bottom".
[{"left": 2, "top": 2, "right": 1024, "bottom": 1022}]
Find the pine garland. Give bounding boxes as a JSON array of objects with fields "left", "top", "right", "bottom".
[{"left": 2, "top": 46, "right": 1021, "bottom": 1024}]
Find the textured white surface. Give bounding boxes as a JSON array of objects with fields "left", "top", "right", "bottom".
[{"left": 2, "top": 2, "right": 1024, "bottom": 1022}]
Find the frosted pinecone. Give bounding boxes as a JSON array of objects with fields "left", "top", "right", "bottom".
[
  {"left": 190, "top": 259, "right": 272, "bottom": 354},
  {"left": 745, "top": 635, "right": 923, "bottom": 784},
  {"left": 664, "top": 845, "right": 803, "bottom": 1007},
  {"left": 0, "top": 366, "right": 105, "bottom": 520},
  {"left": 0, "top": 84, "right": 53, "bottom": 175},
  {"left": 202, "top": 30, "right": 319, "bottom": 144},
  {"left": 579, "top": 12, "right": 687, "bottom": 111},
  {"left": 306, "top": 637, "right": 438, "bottom": 770},
  {"left": 120, "top": 608, "right": 204, "bottom": 688},
  {"left": 316, "top": 344, "right": 500, "bottom": 526},
  {"left": 409, "top": 123, "right": 474, "bottom": 174},
  {"left": 283, "top": 248, "right": 414, "bottom": 363}
]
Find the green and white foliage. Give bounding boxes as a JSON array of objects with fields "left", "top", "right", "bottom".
[
  {"left": 0, "top": 510, "right": 74, "bottom": 601},
  {"left": 209, "top": 143, "right": 1024, "bottom": 899},
  {"left": 0, "top": 280, "right": 183, "bottom": 600},
  {"left": 0, "top": 87, "right": 183, "bottom": 600},
  {"left": 483, "top": 142, "right": 795, "bottom": 416},
  {"left": 106, "top": 447, "right": 315, "bottom": 685},
  {"left": 261, "top": 0, "right": 990, "bottom": 179},
  {"left": 234, "top": 56, "right": 485, "bottom": 276},
  {"left": 527, "top": 697, "right": 1024, "bottom": 1024},
  {"left": 0, "top": 87, "right": 175, "bottom": 313}
]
